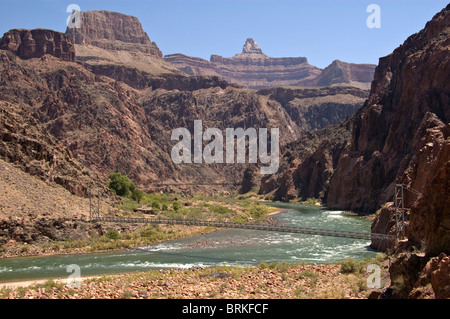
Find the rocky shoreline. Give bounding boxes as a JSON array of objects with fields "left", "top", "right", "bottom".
[{"left": 0, "top": 262, "right": 382, "bottom": 299}]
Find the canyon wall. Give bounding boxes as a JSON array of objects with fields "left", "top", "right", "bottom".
[{"left": 0, "top": 29, "right": 75, "bottom": 62}]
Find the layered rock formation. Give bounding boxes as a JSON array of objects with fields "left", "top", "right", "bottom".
[
  {"left": 257, "top": 86, "right": 369, "bottom": 132},
  {"left": 164, "top": 38, "right": 376, "bottom": 89},
  {"left": 0, "top": 39, "right": 302, "bottom": 197},
  {"left": 314, "top": 59, "right": 376, "bottom": 89},
  {"left": 66, "top": 10, "right": 181, "bottom": 76},
  {"left": 165, "top": 38, "right": 321, "bottom": 89},
  {"left": 66, "top": 10, "right": 162, "bottom": 57},
  {"left": 0, "top": 29, "right": 75, "bottom": 62}
]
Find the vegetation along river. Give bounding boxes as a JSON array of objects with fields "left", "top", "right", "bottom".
[{"left": 0, "top": 203, "right": 378, "bottom": 283}]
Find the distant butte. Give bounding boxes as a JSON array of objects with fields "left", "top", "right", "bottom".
[
  {"left": 241, "top": 38, "right": 263, "bottom": 54},
  {"left": 164, "top": 38, "right": 376, "bottom": 89}
]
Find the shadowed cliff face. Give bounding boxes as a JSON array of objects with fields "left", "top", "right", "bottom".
[
  {"left": 326, "top": 5, "right": 450, "bottom": 256},
  {"left": 327, "top": 5, "right": 449, "bottom": 212}
]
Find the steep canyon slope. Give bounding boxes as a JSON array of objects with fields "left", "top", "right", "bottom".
[
  {"left": 1, "top": 10, "right": 372, "bottom": 197},
  {"left": 258, "top": 5, "right": 449, "bottom": 260},
  {"left": 326, "top": 5, "right": 449, "bottom": 223}
]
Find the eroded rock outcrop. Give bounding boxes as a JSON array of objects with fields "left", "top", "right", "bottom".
[
  {"left": 384, "top": 252, "right": 450, "bottom": 299},
  {"left": 66, "top": 10, "right": 182, "bottom": 78},
  {"left": 242, "top": 38, "right": 263, "bottom": 54},
  {"left": 314, "top": 59, "right": 376, "bottom": 89},
  {"left": 0, "top": 98, "right": 105, "bottom": 197},
  {"left": 0, "top": 29, "right": 75, "bottom": 62},
  {"left": 66, "top": 10, "right": 162, "bottom": 57},
  {"left": 257, "top": 86, "right": 369, "bottom": 131}
]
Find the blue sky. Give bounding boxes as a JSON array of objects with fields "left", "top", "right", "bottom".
[{"left": 0, "top": 0, "right": 448, "bottom": 68}]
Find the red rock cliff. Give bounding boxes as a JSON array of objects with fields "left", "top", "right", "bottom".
[
  {"left": 326, "top": 5, "right": 449, "bottom": 255},
  {"left": 65, "top": 10, "right": 162, "bottom": 57},
  {"left": 0, "top": 29, "right": 75, "bottom": 62}
]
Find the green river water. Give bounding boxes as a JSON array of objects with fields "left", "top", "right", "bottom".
[{"left": 0, "top": 202, "right": 378, "bottom": 283}]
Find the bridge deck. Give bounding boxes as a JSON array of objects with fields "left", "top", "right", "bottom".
[{"left": 92, "top": 217, "right": 395, "bottom": 241}]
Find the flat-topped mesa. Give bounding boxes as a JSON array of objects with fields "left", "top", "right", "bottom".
[
  {"left": 210, "top": 38, "right": 310, "bottom": 66},
  {"left": 0, "top": 29, "right": 75, "bottom": 61},
  {"left": 65, "top": 10, "right": 162, "bottom": 57}
]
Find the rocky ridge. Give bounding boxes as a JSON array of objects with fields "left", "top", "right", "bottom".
[
  {"left": 0, "top": 29, "right": 75, "bottom": 62},
  {"left": 164, "top": 38, "right": 376, "bottom": 89},
  {"left": 257, "top": 86, "right": 368, "bottom": 132}
]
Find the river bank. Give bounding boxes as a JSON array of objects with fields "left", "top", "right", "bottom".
[
  {"left": 0, "top": 211, "right": 285, "bottom": 260},
  {"left": 0, "top": 259, "right": 387, "bottom": 299},
  {"left": 0, "top": 195, "right": 282, "bottom": 260}
]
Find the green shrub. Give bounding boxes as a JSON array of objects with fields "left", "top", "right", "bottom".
[
  {"left": 173, "top": 201, "right": 180, "bottom": 212},
  {"left": 182, "top": 207, "right": 203, "bottom": 220},
  {"left": 151, "top": 201, "right": 161, "bottom": 211},
  {"left": 232, "top": 215, "right": 248, "bottom": 223},
  {"left": 161, "top": 203, "right": 168, "bottom": 211},
  {"left": 131, "top": 189, "right": 145, "bottom": 204},
  {"left": 108, "top": 172, "right": 135, "bottom": 197},
  {"left": 105, "top": 230, "right": 121, "bottom": 240},
  {"left": 209, "top": 205, "right": 233, "bottom": 215},
  {"left": 247, "top": 205, "right": 266, "bottom": 219},
  {"left": 337, "top": 258, "right": 364, "bottom": 274},
  {"left": 299, "top": 270, "right": 318, "bottom": 287}
]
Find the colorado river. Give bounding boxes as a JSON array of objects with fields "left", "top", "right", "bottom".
[{"left": 0, "top": 203, "right": 377, "bottom": 283}]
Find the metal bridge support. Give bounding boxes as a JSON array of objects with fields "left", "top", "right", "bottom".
[
  {"left": 89, "top": 186, "right": 100, "bottom": 221},
  {"left": 394, "top": 183, "right": 423, "bottom": 239},
  {"left": 394, "top": 184, "right": 405, "bottom": 239}
]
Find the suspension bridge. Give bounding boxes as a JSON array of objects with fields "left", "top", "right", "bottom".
[
  {"left": 90, "top": 215, "right": 396, "bottom": 241},
  {"left": 89, "top": 183, "right": 422, "bottom": 242}
]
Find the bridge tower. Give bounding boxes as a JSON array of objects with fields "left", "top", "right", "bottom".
[
  {"left": 394, "top": 184, "right": 405, "bottom": 238},
  {"left": 89, "top": 186, "right": 100, "bottom": 221},
  {"left": 394, "top": 184, "right": 422, "bottom": 239}
]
